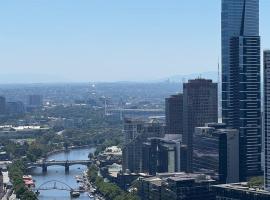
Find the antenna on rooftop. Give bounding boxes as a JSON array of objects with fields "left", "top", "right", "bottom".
[{"left": 218, "top": 57, "right": 220, "bottom": 85}]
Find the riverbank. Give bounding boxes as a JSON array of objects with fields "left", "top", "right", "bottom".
[
  {"left": 30, "top": 147, "right": 96, "bottom": 200},
  {"left": 44, "top": 144, "right": 97, "bottom": 158}
]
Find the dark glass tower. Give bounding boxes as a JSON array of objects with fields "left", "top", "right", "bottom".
[
  {"left": 222, "top": 0, "right": 261, "bottom": 180},
  {"left": 183, "top": 79, "right": 218, "bottom": 172},
  {"left": 264, "top": 50, "right": 270, "bottom": 191},
  {"left": 165, "top": 94, "right": 183, "bottom": 135}
]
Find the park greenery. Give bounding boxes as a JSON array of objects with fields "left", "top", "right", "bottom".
[
  {"left": 87, "top": 165, "right": 139, "bottom": 200},
  {"left": 1, "top": 104, "right": 125, "bottom": 199},
  {"left": 8, "top": 160, "right": 37, "bottom": 200},
  {"left": 247, "top": 176, "right": 264, "bottom": 188}
]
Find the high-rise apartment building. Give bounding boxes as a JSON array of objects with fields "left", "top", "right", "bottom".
[
  {"left": 222, "top": 0, "right": 261, "bottom": 180},
  {"left": 165, "top": 94, "right": 183, "bottom": 135},
  {"left": 264, "top": 50, "right": 270, "bottom": 191},
  {"left": 183, "top": 78, "right": 218, "bottom": 172}
]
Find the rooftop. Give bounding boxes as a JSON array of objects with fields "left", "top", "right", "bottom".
[{"left": 213, "top": 182, "right": 270, "bottom": 196}]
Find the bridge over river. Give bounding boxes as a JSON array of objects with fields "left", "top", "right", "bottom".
[{"left": 27, "top": 160, "right": 92, "bottom": 172}]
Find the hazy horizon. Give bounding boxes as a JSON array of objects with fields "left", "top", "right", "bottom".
[{"left": 1, "top": 1, "right": 269, "bottom": 82}]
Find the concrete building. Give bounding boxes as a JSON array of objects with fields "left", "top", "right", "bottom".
[
  {"left": 183, "top": 78, "right": 218, "bottom": 172},
  {"left": 6, "top": 101, "right": 25, "bottom": 116},
  {"left": 212, "top": 182, "right": 270, "bottom": 200},
  {"left": 194, "top": 123, "right": 239, "bottom": 183},
  {"left": 222, "top": 0, "right": 262, "bottom": 180},
  {"left": 122, "top": 118, "right": 165, "bottom": 173},
  {"left": 139, "top": 172, "right": 216, "bottom": 200},
  {"left": 264, "top": 50, "right": 270, "bottom": 191},
  {"left": 142, "top": 134, "right": 187, "bottom": 175},
  {"left": 165, "top": 94, "right": 183, "bottom": 135},
  {"left": 0, "top": 97, "right": 6, "bottom": 115}
]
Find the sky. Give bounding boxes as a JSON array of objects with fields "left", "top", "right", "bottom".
[{"left": 0, "top": 0, "right": 270, "bottom": 83}]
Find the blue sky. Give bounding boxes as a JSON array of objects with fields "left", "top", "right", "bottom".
[{"left": 0, "top": 0, "right": 269, "bottom": 82}]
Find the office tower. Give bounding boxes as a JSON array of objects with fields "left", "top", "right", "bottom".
[
  {"left": 122, "top": 118, "right": 165, "bottom": 173},
  {"left": 183, "top": 79, "right": 218, "bottom": 172},
  {"left": 222, "top": 0, "right": 261, "bottom": 180},
  {"left": 264, "top": 50, "right": 270, "bottom": 191},
  {"left": 28, "top": 95, "right": 43, "bottom": 107},
  {"left": 194, "top": 123, "right": 239, "bottom": 183},
  {"left": 0, "top": 96, "right": 6, "bottom": 115},
  {"left": 6, "top": 101, "right": 25, "bottom": 116},
  {"left": 165, "top": 94, "right": 183, "bottom": 135},
  {"left": 142, "top": 134, "right": 186, "bottom": 175}
]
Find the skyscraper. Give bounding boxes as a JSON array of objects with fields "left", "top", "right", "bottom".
[
  {"left": 264, "top": 50, "right": 270, "bottom": 191},
  {"left": 165, "top": 94, "right": 183, "bottom": 135},
  {"left": 183, "top": 78, "right": 218, "bottom": 172},
  {"left": 222, "top": 0, "right": 261, "bottom": 180}
]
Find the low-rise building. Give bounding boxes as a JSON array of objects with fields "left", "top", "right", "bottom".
[
  {"left": 194, "top": 123, "right": 239, "bottom": 183},
  {"left": 139, "top": 172, "right": 216, "bottom": 200},
  {"left": 212, "top": 182, "right": 270, "bottom": 200}
]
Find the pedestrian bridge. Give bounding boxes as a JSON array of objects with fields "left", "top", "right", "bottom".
[{"left": 27, "top": 160, "right": 92, "bottom": 172}]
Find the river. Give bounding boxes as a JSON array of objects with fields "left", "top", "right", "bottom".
[{"left": 30, "top": 147, "right": 96, "bottom": 200}]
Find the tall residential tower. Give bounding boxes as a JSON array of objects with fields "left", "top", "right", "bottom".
[{"left": 221, "top": 0, "right": 261, "bottom": 180}]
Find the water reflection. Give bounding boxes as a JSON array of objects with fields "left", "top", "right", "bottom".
[{"left": 30, "top": 148, "right": 95, "bottom": 200}]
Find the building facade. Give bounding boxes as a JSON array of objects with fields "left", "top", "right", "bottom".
[
  {"left": 221, "top": 0, "right": 261, "bottom": 180},
  {"left": 139, "top": 173, "right": 216, "bottom": 200},
  {"left": 212, "top": 183, "right": 270, "bottom": 200},
  {"left": 122, "top": 118, "right": 165, "bottom": 173},
  {"left": 142, "top": 134, "right": 186, "bottom": 175},
  {"left": 183, "top": 78, "right": 218, "bottom": 172},
  {"left": 165, "top": 94, "right": 183, "bottom": 135},
  {"left": 194, "top": 123, "right": 239, "bottom": 183},
  {"left": 264, "top": 50, "right": 270, "bottom": 191},
  {"left": 28, "top": 94, "right": 43, "bottom": 107},
  {"left": 0, "top": 96, "right": 5, "bottom": 115}
]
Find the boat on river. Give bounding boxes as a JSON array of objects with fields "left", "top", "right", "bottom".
[{"left": 70, "top": 191, "right": 80, "bottom": 198}]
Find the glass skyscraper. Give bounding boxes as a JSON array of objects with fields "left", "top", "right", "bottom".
[
  {"left": 221, "top": 0, "right": 261, "bottom": 180},
  {"left": 264, "top": 50, "right": 270, "bottom": 191}
]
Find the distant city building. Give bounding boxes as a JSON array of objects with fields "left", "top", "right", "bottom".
[
  {"left": 139, "top": 172, "right": 216, "bottom": 200},
  {"left": 212, "top": 182, "right": 270, "bottom": 200},
  {"left": 6, "top": 101, "right": 25, "bottom": 116},
  {"left": 165, "top": 94, "right": 183, "bottom": 135},
  {"left": 0, "top": 97, "right": 6, "bottom": 115},
  {"left": 222, "top": 0, "right": 262, "bottom": 180},
  {"left": 28, "top": 94, "right": 43, "bottom": 107},
  {"left": 183, "top": 78, "right": 218, "bottom": 172},
  {"left": 142, "top": 134, "right": 187, "bottom": 175},
  {"left": 264, "top": 50, "right": 270, "bottom": 191},
  {"left": 194, "top": 123, "right": 239, "bottom": 183},
  {"left": 122, "top": 118, "right": 165, "bottom": 173}
]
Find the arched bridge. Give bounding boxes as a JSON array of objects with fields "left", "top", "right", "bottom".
[
  {"left": 27, "top": 160, "right": 92, "bottom": 172},
  {"left": 34, "top": 180, "right": 82, "bottom": 197},
  {"left": 36, "top": 180, "right": 73, "bottom": 191}
]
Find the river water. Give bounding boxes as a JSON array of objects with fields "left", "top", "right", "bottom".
[{"left": 30, "top": 147, "right": 96, "bottom": 200}]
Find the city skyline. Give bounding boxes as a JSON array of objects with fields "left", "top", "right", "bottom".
[{"left": 0, "top": 0, "right": 269, "bottom": 82}]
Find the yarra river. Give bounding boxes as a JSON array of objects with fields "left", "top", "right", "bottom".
[{"left": 30, "top": 147, "right": 96, "bottom": 200}]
